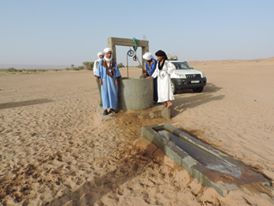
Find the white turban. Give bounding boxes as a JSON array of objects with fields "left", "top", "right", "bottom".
[
  {"left": 97, "top": 52, "right": 103, "bottom": 58},
  {"left": 103, "top": 47, "right": 112, "bottom": 54},
  {"left": 143, "top": 52, "right": 153, "bottom": 61}
]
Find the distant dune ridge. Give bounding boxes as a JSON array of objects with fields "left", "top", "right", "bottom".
[
  {"left": 0, "top": 64, "right": 70, "bottom": 70},
  {"left": 1, "top": 56, "right": 273, "bottom": 70},
  {"left": 190, "top": 56, "right": 274, "bottom": 63}
]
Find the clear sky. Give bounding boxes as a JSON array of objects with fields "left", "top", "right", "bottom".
[{"left": 1, "top": 0, "right": 274, "bottom": 66}]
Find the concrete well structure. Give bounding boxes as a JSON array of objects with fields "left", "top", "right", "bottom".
[
  {"left": 107, "top": 37, "right": 153, "bottom": 110},
  {"left": 119, "top": 78, "right": 154, "bottom": 110}
]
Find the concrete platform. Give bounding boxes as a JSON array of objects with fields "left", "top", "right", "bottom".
[{"left": 141, "top": 124, "right": 272, "bottom": 196}]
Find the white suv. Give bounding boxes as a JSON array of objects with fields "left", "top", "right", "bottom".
[{"left": 170, "top": 61, "right": 207, "bottom": 93}]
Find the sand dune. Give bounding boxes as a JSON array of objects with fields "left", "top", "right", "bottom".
[{"left": 0, "top": 59, "right": 274, "bottom": 205}]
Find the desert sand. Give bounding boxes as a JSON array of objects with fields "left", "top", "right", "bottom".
[{"left": 0, "top": 58, "right": 274, "bottom": 205}]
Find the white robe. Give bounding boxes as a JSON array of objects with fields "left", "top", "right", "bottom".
[
  {"left": 152, "top": 60, "right": 175, "bottom": 102},
  {"left": 93, "top": 58, "right": 101, "bottom": 76}
]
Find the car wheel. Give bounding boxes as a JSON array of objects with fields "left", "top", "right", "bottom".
[
  {"left": 193, "top": 87, "right": 204, "bottom": 93},
  {"left": 171, "top": 81, "right": 176, "bottom": 94}
]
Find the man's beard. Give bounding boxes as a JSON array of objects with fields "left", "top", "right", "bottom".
[{"left": 104, "top": 56, "right": 112, "bottom": 62}]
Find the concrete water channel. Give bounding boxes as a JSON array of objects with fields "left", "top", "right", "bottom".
[{"left": 141, "top": 124, "right": 272, "bottom": 196}]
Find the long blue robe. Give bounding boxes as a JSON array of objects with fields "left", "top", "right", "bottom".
[{"left": 96, "top": 61, "right": 121, "bottom": 110}]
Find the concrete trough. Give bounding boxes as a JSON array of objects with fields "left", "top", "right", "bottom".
[{"left": 141, "top": 124, "right": 272, "bottom": 196}]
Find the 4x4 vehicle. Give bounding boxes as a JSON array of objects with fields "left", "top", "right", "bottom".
[{"left": 170, "top": 61, "right": 207, "bottom": 93}]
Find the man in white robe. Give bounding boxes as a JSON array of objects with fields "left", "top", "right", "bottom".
[
  {"left": 93, "top": 52, "right": 104, "bottom": 75},
  {"left": 93, "top": 52, "right": 104, "bottom": 106},
  {"left": 152, "top": 50, "right": 175, "bottom": 108}
]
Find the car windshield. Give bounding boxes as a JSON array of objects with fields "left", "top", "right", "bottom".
[{"left": 172, "top": 62, "right": 191, "bottom": 70}]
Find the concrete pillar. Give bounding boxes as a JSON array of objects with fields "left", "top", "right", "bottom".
[{"left": 107, "top": 38, "right": 116, "bottom": 63}]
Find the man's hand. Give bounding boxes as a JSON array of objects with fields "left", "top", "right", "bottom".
[
  {"left": 142, "top": 69, "right": 147, "bottom": 76},
  {"left": 115, "top": 79, "right": 118, "bottom": 86}
]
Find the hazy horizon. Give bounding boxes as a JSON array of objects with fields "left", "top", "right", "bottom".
[
  {"left": 2, "top": 55, "right": 274, "bottom": 70},
  {"left": 0, "top": 63, "right": 71, "bottom": 70}
]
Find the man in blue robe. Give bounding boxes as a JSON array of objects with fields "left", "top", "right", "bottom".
[
  {"left": 95, "top": 48, "right": 121, "bottom": 115},
  {"left": 143, "top": 52, "right": 158, "bottom": 103}
]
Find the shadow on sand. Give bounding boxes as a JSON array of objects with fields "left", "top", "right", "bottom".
[
  {"left": 175, "top": 82, "right": 222, "bottom": 94},
  {"left": 172, "top": 83, "right": 224, "bottom": 117},
  {"left": 0, "top": 98, "right": 53, "bottom": 110}
]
